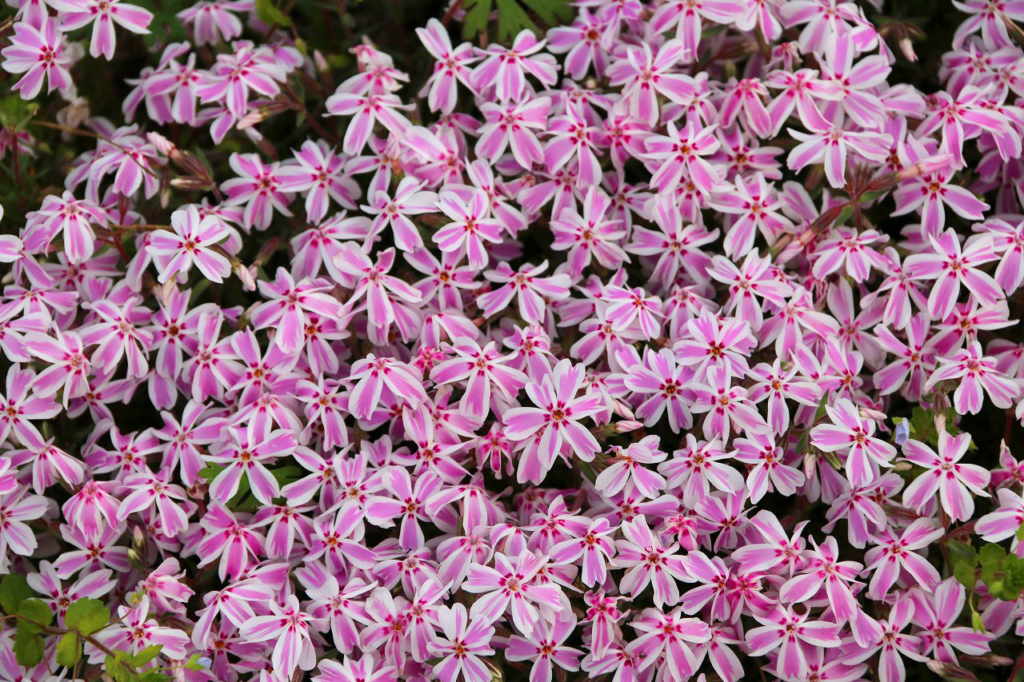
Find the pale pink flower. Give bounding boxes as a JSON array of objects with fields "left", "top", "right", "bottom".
[
  {"left": 417, "top": 19, "right": 478, "bottom": 113},
  {"left": 279, "top": 141, "right": 360, "bottom": 223},
  {"left": 787, "top": 121, "right": 891, "bottom": 188},
  {"left": 250, "top": 267, "right": 343, "bottom": 355},
  {"left": 95, "top": 597, "right": 188, "bottom": 659},
  {"left": 333, "top": 244, "right": 424, "bottom": 344},
  {"left": 626, "top": 196, "right": 717, "bottom": 287},
  {"left": 905, "top": 230, "right": 1003, "bottom": 320},
  {"left": 864, "top": 518, "right": 944, "bottom": 599},
  {"left": 240, "top": 594, "right": 320, "bottom": 676},
  {"left": 148, "top": 205, "right": 231, "bottom": 284},
  {"left": 433, "top": 188, "right": 503, "bottom": 270},
  {"left": 430, "top": 603, "right": 496, "bottom": 682},
  {"left": 811, "top": 397, "right": 897, "bottom": 487},
  {"left": 625, "top": 607, "right": 710, "bottom": 680},
  {"left": 0, "top": 487, "right": 47, "bottom": 562},
  {"left": 712, "top": 172, "right": 793, "bottom": 257},
  {"left": 23, "top": 192, "right": 106, "bottom": 264},
  {"left": 221, "top": 153, "right": 294, "bottom": 231},
  {"left": 48, "top": 0, "right": 152, "bottom": 60},
  {"left": 733, "top": 431, "right": 805, "bottom": 502},
  {"left": 745, "top": 605, "right": 841, "bottom": 680},
  {"left": 504, "top": 359, "right": 603, "bottom": 469},
  {"left": 506, "top": 614, "right": 583, "bottom": 682},
  {"left": 475, "top": 98, "right": 551, "bottom": 169},
  {"left": 177, "top": 1, "right": 250, "bottom": 45},
  {"left": 1, "top": 17, "right": 73, "bottom": 99},
  {"left": 614, "top": 517, "right": 689, "bottom": 608},
  {"left": 607, "top": 40, "right": 697, "bottom": 126},
  {"left": 196, "top": 42, "right": 288, "bottom": 117},
  {"left": 550, "top": 188, "right": 627, "bottom": 277},
  {"left": 326, "top": 91, "right": 413, "bottom": 155},
  {"left": 688, "top": 366, "right": 768, "bottom": 440},
  {"left": 363, "top": 177, "right": 439, "bottom": 253},
  {"left": 925, "top": 340, "right": 1021, "bottom": 413},
  {"left": 478, "top": 261, "right": 571, "bottom": 324},
  {"left": 463, "top": 551, "right": 564, "bottom": 635},
  {"left": 901, "top": 430, "right": 990, "bottom": 522},
  {"left": 644, "top": 120, "right": 722, "bottom": 194},
  {"left": 911, "top": 579, "right": 993, "bottom": 662},
  {"left": 470, "top": 29, "right": 558, "bottom": 102}
]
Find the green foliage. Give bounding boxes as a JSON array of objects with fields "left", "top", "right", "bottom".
[
  {"left": 0, "top": 95, "right": 38, "bottom": 133},
  {"left": 12, "top": 628, "right": 45, "bottom": 668},
  {"left": 0, "top": 574, "right": 34, "bottom": 615},
  {"left": 66, "top": 597, "right": 111, "bottom": 636},
  {"left": 462, "top": 0, "right": 573, "bottom": 42},
  {"left": 900, "top": 406, "right": 974, "bottom": 450},
  {"left": 131, "top": 645, "right": 164, "bottom": 667},
  {"left": 17, "top": 599, "right": 53, "bottom": 632},
  {"left": 977, "top": 542, "right": 1024, "bottom": 601},
  {"left": 256, "top": 0, "right": 292, "bottom": 28},
  {"left": 11, "top": 599, "right": 52, "bottom": 667},
  {"left": 56, "top": 632, "right": 82, "bottom": 668}
]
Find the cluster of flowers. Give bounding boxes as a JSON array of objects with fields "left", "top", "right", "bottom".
[{"left": 2, "top": 0, "right": 1024, "bottom": 681}]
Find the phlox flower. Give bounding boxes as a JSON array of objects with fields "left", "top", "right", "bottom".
[
  {"left": 811, "top": 397, "right": 897, "bottom": 487},
  {"left": 148, "top": 205, "right": 231, "bottom": 284},
  {"left": 506, "top": 614, "right": 584, "bottom": 682},
  {"left": 430, "top": 603, "right": 496, "bottom": 682},
  {"left": 910, "top": 579, "right": 993, "bottom": 662},
  {"left": 177, "top": 0, "right": 250, "bottom": 45},
  {"left": 478, "top": 261, "right": 571, "bottom": 325},
  {"left": 614, "top": 517, "right": 689, "bottom": 608},
  {"left": 608, "top": 40, "right": 697, "bottom": 126},
  {"left": 48, "top": 0, "right": 152, "bottom": 60},
  {"left": 745, "top": 605, "right": 841, "bottom": 680},
  {"left": 926, "top": 340, "right": 1021, "bottom": 413},
  {"left": 626, "top": 607, "right": 710, "bottom": 682},
  {"left": 240, "top": 594, "right": 320, "bottom": 676},
  {"left": 864, "top": 518, "right": 944, "bottom": 599},
  {"left": 1, "top": 17, "right": 73, "bottom": 99},
  {"left": 901, "top": 430, "right": 990, "bottom": 522},
  {"left": 463, "top": 551, "right": 564, "bottom": 636},
  {"left": 503, "top": 359, "right": 604, "bottom": 470},
  {"left": 94, "top": 597, "right": 189, "bottom": 660},
  {"left": 470, "top": 29, "right": 558, "bottom": 102},
  {"left": 0, "top": 487, "right": 48, "bottom": 564}
]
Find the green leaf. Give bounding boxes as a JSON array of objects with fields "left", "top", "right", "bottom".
[
  {"left": 947, "top": 539, "right": 978, "bottom": 568},
  {"left": 462, "top": 0, "right": 494, "bottom": 40},
  {"left": 198, "top": 464, "right": 226, "bottom": 481},
  {"left": 0, "top": 95, "right": 39, "bottom": 132},
  {"left": 12, "top": 629, "right": 44, "bottom": 668},
  {"left": 954, "top": 561, "right": 977, "bottom": 589},
  {"left": 139, "top": 673, "right": 172, "bottom": 682},
  {"left": 518, "top": 0, "right": 572, "bottom": 25},
  {"left": 56, "top": 632, "right": 82, "bottom": 668},
  {"left": 65, "top": 597, "right": 110, "bottom": 636},
  {"left": 18, "top": 599, "right": 53, "bottom": 634},
  {"left": 980, "top": 543, "right": 1006, "bottom": 566},
  {"left": 462, "top": 0, "right": 571, "bottom": 42},
  {"left": 0, "top": 574, "right": 33, "bottom": 615},
  {"left": 971, "top": 611, "right": 986, "bottom": 633},
  {"left": 495, "top": 0, "right": 537, "bottom": 40},
  {"left": 270, "top": 465, "right": 304, "bottom": 485},
  {"left": 105, "top": 656, "right": 138, "bottom": 682},
  {"left": 1016, "top": 523, "right": 1024, "bottom": 542},
  {"left": 255, "top": 0, "right": 291, "bottom": 27},
  {"left": 812, "top": 390, "right": 830, "bottom": 423},
  {"left": 131, "top": 644, "right": 163, "bottom": 667},
  {"left": 183, "top": 653, "right": 207, "bottom": 671}
]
